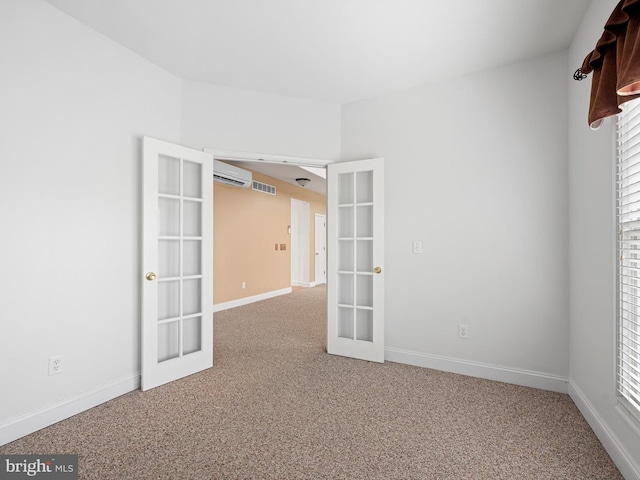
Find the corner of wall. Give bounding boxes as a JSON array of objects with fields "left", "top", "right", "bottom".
[{"left": 569, "top": 382, "right": 640, "bottom": 480}]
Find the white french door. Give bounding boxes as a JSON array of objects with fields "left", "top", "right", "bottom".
[
  {"left": 327, "top": 158, "right": 384, "bottom": 363},
  {"left": 141, "top": 137, "right": 213, "bottom": 391}
]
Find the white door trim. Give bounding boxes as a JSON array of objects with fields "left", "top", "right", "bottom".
[
  {"left": 203, "top": 149, "right": 331, "bottom": 168},
  {"left": 202, "top": 149, "right": 385, "bottom": 365}
]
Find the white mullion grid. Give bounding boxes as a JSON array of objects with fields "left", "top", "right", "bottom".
[
  {"left": 179, "top": 157, "right": 184, "bottom": 359},
  {"left": 158, "top": 316, "right": 180, "bottom": 325},
  {"left": 156, "top": 276, "right": 190, "bottom": 282},
  {"left": 617, "top": 97, "right": 640, "bottom": 417}
]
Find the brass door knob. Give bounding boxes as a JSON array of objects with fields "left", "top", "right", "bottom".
[
  {"left": 146, "top": 272, "right": 157, "bottom": 281},
  {"left": 373, "top": 267, "right": 382, "bottom": 274}
]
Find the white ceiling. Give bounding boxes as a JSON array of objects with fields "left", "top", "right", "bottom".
[
  {"left": 44, "top": 0, "right": 591, "bottom": 192},
  {"left": 45, "top": 0, "right": 590, "bottom": 105}
]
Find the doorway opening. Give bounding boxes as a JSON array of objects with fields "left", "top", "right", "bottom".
[{"left": 207, "top": 149, "right": 330, "bottom": 314}]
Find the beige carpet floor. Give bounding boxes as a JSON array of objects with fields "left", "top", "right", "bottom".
[{"left": 1, "top": 285, "right": 623, "bottom": 479}]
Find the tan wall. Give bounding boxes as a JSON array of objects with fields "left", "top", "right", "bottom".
[{"left": 214, "top": 167, "right": 326, "bottom": 304}]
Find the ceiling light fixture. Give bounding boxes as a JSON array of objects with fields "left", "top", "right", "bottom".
[{"left": 295, "top": 178, "right": 311, "bottom": 187}]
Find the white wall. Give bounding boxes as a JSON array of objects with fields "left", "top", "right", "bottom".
[
  {"left": 0, "top": 0, "right": 182, "bottom": 443},
  {"left": 181, "top": 80, "right": 341, "bottom": 160},
  {"left": 0, "top": 0, "right": 344, "bottom": 446},
  {"left": 568, "top": 0, "right": 640, "bottom": 477},
  {"left": 342, "top": 51, "right": 570, "bottom": 390},
  {"left": 5, "top": 2, "right": 639, "bottom": 474}
]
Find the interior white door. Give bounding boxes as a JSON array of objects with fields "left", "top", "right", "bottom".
[
  {"left": 327, "top": 158, "right": 384, "bottom": 363},
  {"left": 314, "top": 214, "right": 326, "bottom": 285},
  {"left": 142, "top": 137, "right": 213, "bottom": 391},
  {"left": 290, "top": 198, "right": 310, "bottom": 287}
]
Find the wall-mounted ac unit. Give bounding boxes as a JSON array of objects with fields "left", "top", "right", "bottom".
[{"left": 213, "top": 159, "right": 252, "bottom": 188}]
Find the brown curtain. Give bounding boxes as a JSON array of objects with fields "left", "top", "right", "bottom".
[{"left": 580, "top": 0, "right": 640, "bottom": 129}]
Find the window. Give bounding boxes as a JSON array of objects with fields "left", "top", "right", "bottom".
[{"left": 616, "top": 97, "right": 640, "bottom": 419}]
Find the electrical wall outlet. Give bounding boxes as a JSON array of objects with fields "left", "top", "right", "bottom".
[
  {"left": 49, "top": 355, "right": 63, "bottom": 375},
  {"left": 458, "top": 324, "right": 469, "bottom": 339},
  {"left": 242, "top": 282, "right": 246, "bottom": 289}
]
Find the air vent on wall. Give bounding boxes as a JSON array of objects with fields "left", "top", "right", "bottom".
[{"left": 252, "top": 181, "right": 276, "bottom": 195}]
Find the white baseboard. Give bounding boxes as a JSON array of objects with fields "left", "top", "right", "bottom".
[
  {"left": 0, "top": 374, "right": 140, "bottom": 447},
  {"left": 213, "top": 287, "right": 292, "bottom": 312},
  {"left": 569, "top": 382, "right": 640, "bottom": 480},
  {"left": 385, "top": 347, "right": 569, "bottom": 393},
  {"left": 291, "top": 282, "right": 316, "bottom": 288}
]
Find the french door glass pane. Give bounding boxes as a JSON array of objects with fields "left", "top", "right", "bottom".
[
  {"left": 338, "top": 172, "right": 354, "bottom": 204},
  {"left": 183, "top": 200, "right": 202, "bottom": 237},
  {"left": 183, "top": 240, "right": 202, "bottom": 276},
  {"left": 356, "top": 170, "right": 373, "bottom": 203},
  {"left": 158, "top": 155, "right": 180, "bottom": 196},
  {"left": 338, "top": 307, "right": 354, "bottom": 339},
  {"left": 339, "top": 240, "right": 354, "bottom": 272},
  {"left": 158, "top": 281, "right": 179, "bottom": 320},
  {"left": 356, "top": 274, "right": 373, "bottom": 306},
  {"left": 339, "top": 207, "right": 354, "bottom": 237},
  {"left": 158, "top": 321, "right": 180, "bottom": 362},
  {"left": 183, "top": 160, "right": 202, "bottom": 198},
  {"left": 338, "top": 274, "right": 354, "bottom": 305},
  {"left": 183, "top": 316, "right": 202, "bottom": 355},
  {"left": 356, "top": 240, "right": 373, "bottom": 272},
  {"left": 159, "top": 198, "right": 180, "bottom": 236},
  {"left": 158, "top": 240, "right": 179, "bottom": 278},
  {"left": 183, "top": 278, "right": 202, "bottom": 316},
  {"left": 356, "top": 309, "right": 373, "bottom": 342},
  {"left": 356, "top": 205, "right": 373, "bottom": 237}
]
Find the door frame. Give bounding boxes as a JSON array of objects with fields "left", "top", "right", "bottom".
[
  {"left": 203, "top": 149, "right": 383, "bottom": 362},
  {"left": 205, "top": 149, "right": 331, "bottom": 293},
  {"left": 204, "top": 149, "right": 331, "bottom": 170}
]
